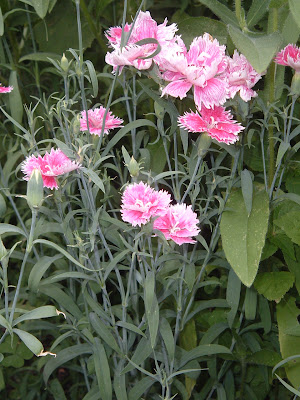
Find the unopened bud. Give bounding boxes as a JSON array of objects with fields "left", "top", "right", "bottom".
[
  {"left": 197, "top": 132, "right": 212, "bottom": 157},
  {"left": 128, "top": 156, "right": 140, "bottom": 177},
  {"left": 27, "top": 169, "right": 44, "bottom": 209},
  {"left": 60, "top": 53, "right": 69, "bottom": 73},
  {"left": 291, "top": 72, "right": 300, "bottom": 96}
]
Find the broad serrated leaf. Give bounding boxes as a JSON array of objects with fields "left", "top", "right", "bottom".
[
  {"left": 220, "top": 189, "right": 269, "bottom": 287},
  {"left": 277, "top": 297, "right": 300, "bottom": 389},
  {"left": 228, "top": 25, "right": 282, "bottom": 73},
  {"left": 254, "top": 272, "right": 295, "bottom": 301}
]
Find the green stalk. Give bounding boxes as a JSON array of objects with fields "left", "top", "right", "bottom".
[
  {"left": 266, "top": 8, "right": 278, "bottom": 189},
  {"left": 9, "top": 208, "right": 37, "bottom": 325}
]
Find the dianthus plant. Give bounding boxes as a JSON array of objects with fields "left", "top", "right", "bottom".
[{"left": 1, "top": 2, "right": 300, "bottom": 400}]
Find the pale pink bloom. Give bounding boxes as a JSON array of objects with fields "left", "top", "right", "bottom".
[
  {"left": 154, "top": 203, "right": 200, "bottom": 245},
  {"left": 161, "top": 33, "right": 228, "bottom": 109},
  {"left": 275, "top": 44, "right": 300, "bottom": 73},
  {"left": 105, "top": 11, "right": 183, "bottom": 72},
  {"left": 22, "top": 148, "right": 80, "bottom": 189},
  {"left": 80, "top": 107, "right": 123, "bottom": 136},
  {"left": 0, "top": 84, "right": 13, "bottom": 93},
  {"left": 121, "top": 181, "right": 171, "bottom": 227},
  {"left": 225, "top": 51, "right": 262, "bottom": 102},
  {"left": 178, "top": 106, "right": 244, "bottom": 145}
]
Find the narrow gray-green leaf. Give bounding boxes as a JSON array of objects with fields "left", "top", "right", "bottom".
[
  {"left": 9, "top": 71, "right": 23, "bottom": 126},
  {"left": 276, "top": 141, "right": 290, "bottom": 167},
  {"left": 94, "top": 338, "right": 112, "bottom": 400},
  {"left": 179, "top": 344, "right": 231, "bottom": 368},
  {"left": 160, "top": 318, "right": 175, "bottom": 361},
  {"left": 12, "top": 306, "right": 60, "bottom": 326},
  {"left": 19, "top": 52, "right": 60, "bottom": 63},
  {"left": 246, "top": 0, "right": 270, "bottom": 29},
  {"left": 28, "top": 254, "right": 62, "bottom": 293},
  {"left": 198, "top": 0, "right": 239, "bottom": 26},
  {"left": 0, "top": 7, "right": 4, "bottom": 36},
  {"left": 116, "top": 321, "right": 146, "bottom": 338},
  {"left": 81, "top": 167, "right": 105, "bottom": 193},
  {"left": 0, "top": 223, "right": 26, "bottom": 237},
  {"left": 226, "top": 268, "right": 241, "bottom": 328},
  {"left": 43, "top": 344, "right": 92, "bottom": 383},
  {"left": 31, "top": 0, "right": 50, "bottom": 18},
  {"left": 13, "top": 329, "right": 43, "bottom": 356},
  {"left": 90, "top": 312, "right": 121, "bottom": 354},
  {"left": 85, "top": 60, "right": 98, "bottom": 97}
]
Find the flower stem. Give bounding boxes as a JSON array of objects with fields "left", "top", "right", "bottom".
[{"left": 181, "top": 155, "right": 202, "bottom": 203}]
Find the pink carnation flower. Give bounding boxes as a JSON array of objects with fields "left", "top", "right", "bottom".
[
  {"left": 178, "top": 106, "right": 244, "bottom": 145},
  {"left": 275, "top": 44, "right": 300, "bottom": 73},
  {"left": 80, "top": 107, "right": 123, "bottom": 136},
  {"left": 22, "top": 148, "right": 80, "bottom": 189},
  {"left": 161, "top": 33, "right": 228, "bottom": 109},
  {"left": 225, "top": 51, "right": 262, "bottom": 102},
  {"left": 154, "top": 203, "right": 200, "bottom": 245},
  {"left": 121, "top": 181, "right": 171, "bottom": 227},
  {"left": 0, "top": 84, "right": 13, "bottom": 93},
  {"left": 105, "top": 11, "right": 183, "bottom": 72}
]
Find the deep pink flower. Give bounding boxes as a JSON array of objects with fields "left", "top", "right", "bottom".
[
  {"left": 275, "top": 44, "right": 300, "bottom": 73},
  {"left": 22, "top": 148, "right": 80, "bottom": 189},
  {"left": 0, "top": 84, "right": 13, "bottom": 93},
  {"left": 225, "top": 51, "right": 262, "bottom": 101},
  {"left": 121, "top": 181, "right": 171, "bottom": 227},
  {"left": 80, "top": 107, "right": 123, "bottom": 136},
  {"left": 154, "top": 203, "right": 200, "bottom": 245},
  {"left": 161, "top": 33, "right": 228, "bottom": 109},
  {"left": 178, "top": 106, "right": 244, "bottom": 144},
  {"left": 105, "top": 11, "right": 182, "bottom": 72}
]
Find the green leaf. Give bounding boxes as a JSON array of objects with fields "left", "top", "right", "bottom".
[
  {"left": 276, "top": 141, "right": 290, "bottom": 167},
  {"left": 102, "top": 119, "right": 156, "bottom": 157},
  {"left": 81, "top": 167, "right": 105, "bottom": 193},
  {"left": 277, "top": 297, "right": 300, "bottom": 389},
  {"left": 85, "top": 60, "right": 98, "bottom": 98},
  {"left": 28, "top": 255, "right": 62, "bottom": 293},
  {"left": 39, "top": 285, "right": 82, "bottom": 319},
  {"left": 32, "top": 239, "right": 95, "bottom": 271},
  {"left": 241, "top": 169, "right": 253, "bottom": 215},
  {"left": 144, "top": 272, "right": 159, "bottom": 348},
  {"left": 33, "top": 0, "right": 95, "bottom": 54},
  {"left": 19, "top": 52, "right": 61, "bottom": 63},
  {"left": 116, "top": 321, "right": 146, "bottom": 338},
  {"left": 93, "top": 338, "right": 112, "bottom": 400},
  {"left": 113, "top": 361, "right": 127, "bottom": 400},
  {"left": 128, "top": 377, "right": 155, "bottom": 400},
  {"left": 254, "top": 272, "right": 295, "bottom": 301},
  {"left": 43, "top": 344, "right": 92, "bottom": 383},
  {"left": 12, "top": 306, "right": 60, "bottom": 327},
  {"left": 177, "top": 17, "right": 228, "bottom": 47},
  {"left": 289, "top": 0, "right": 300, "bottom": 29},
  {"left": 121, "top": 337, "right": 152, "bottom": 374},
  {"left": 0, "top": 224, "right": 26, "bottom": 237},
  {"left": 228, "top": 25, "right": 282, "bottom": 73},
  {"left": 226, "top": 269, "right": 241, "bottom": 328},
  {"left": 220, "top": 188, "right": 269, "bottom": 287},
  {"left": 104, "top": 249, "right": 130, "bottom": 280},
  {"left": 198, "top": 0, "right": 239, "bottom": 26},
  {"left": 246, "top": 349, "right": 282, "bottom": 367},
  {"left": 244, "top": 286, "right": 257, "bottom": 320},
  {"left": 274, "top": 211, "right": 300, "bottom": 245},
  {"left": 0, "top": 7, "right": 4, "bottom": 36},
  {"left": 160, "top": 318, "right": 175, "bottom": 362},
  {"left": 0, "top": 315, "right": 12, "bottom": 335},
  {"left": 179, "top": 344, "right": 231, "bottom": 368},
  {"left": 13, "top": 329, "right": 43, "bottom": 356},
  {"left": 31, "top": 0, "right": 50, "bottom": 18},
  {"left": 49, "top": 379, "right": 67, "bottom": 400},
  {"left": 246, "top": 0, "right": 270, "bottom": 29},
  {"left": 89, "top": 312, "right": 121, "bottom": 354},
  {"left": 9, "top": 71, "right": 23, "bottom": 126}
]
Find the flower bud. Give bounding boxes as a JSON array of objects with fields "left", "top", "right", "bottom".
[
  {"left": 128, "top": 156, "right": 140, "bottom": 177},
  {"left": 27, "top": 169, "right": 44, "bottom": 209},
  {"left": 291, "top": 72, "right": 300, "bottom": 96},
  {"left": 197, "top": 132, "right": 212, "bottom": 157},
  {"left": 60, "top": 53, "right": 69, "bottom": 73}
]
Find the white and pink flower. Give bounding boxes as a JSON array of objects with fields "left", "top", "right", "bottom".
[
  {"left": 22, "top": 148, "right": 80, "bottom": 189},
  {"left": 0, "top": 84, "right": 13, "bottom": 93},
  {"left": 178, "top": 106, "right": 244, "bottom": 145},
  {"left": 80, "top": 107, "right": 123, "bottom": 136},
  {"left": 154, "top": 203, "right": 200, "bottom": 245},
  {"left": 225, "top": 51, "right": 262, "bottom": 102},
  {"left": 275, "top": 44, "right": 300, "bottom": 73},
  {"left": 161, "top": 33, "right": 228, "bottom": 109},
  {"left": 105, "top": 11, "right": 183, "bottom": 72},
  {"left": 121, "top": 181, "right": 171, "bottom": 227}
]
